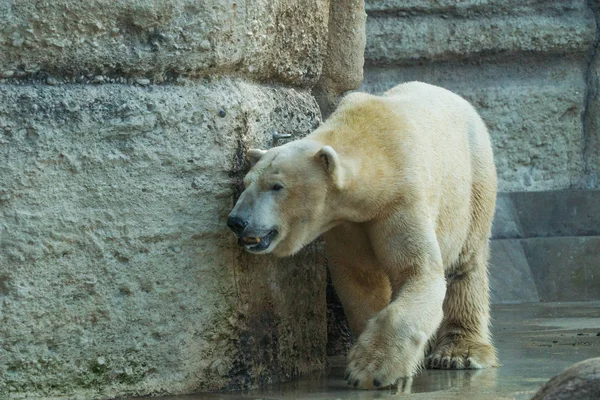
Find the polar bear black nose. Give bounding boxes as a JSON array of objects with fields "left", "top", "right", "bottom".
[{"left": 227, "top": 216, "right": 248, "bottom": 235}]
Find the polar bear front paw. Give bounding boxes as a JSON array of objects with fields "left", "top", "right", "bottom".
[{"left": 344, "top": 317, "right": 428, "bottom": 390}]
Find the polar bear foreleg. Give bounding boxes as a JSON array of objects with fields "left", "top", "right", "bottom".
[
  {"left": 344, "top": 270, "right": 446, "bottom": 389},
  {"left": 345, "top": 212, "right": 447, "bottom": 389}
]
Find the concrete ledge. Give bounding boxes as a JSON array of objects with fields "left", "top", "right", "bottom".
[
  {"left": 489, "top": 240, "right": 539, "bottom": 304},
  {"left": 492, "top": 193, "right": 524, "bottom": 239},
  {"left": 523, "top": 236, "right": 600, "bottom": 302},
  {"left": 489, "top": 190, "right": 600, "bottom": 304},
  {"left": 493, "top": 191, "right": 600, "bottom": 239},
  {"left": 489, "top": 236, "right": 600, "bottom": 303}
]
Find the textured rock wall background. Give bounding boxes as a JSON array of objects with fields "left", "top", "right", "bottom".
[
  {"left": 0, "top": 0, "right": 329, "bottom": 86},
  {"left": 362, "top": 0, "right": 600, "bottom": 192},
  {"left": 359, "top": 1, "right": 600, "bottom": 309},
  {"left": 0, "top": 0, "right": 366, "bottom": 399},
  {"left": 3, "top": 0, "right": 599, "bottom": 398}
]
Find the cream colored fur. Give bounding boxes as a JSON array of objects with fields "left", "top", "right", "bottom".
[{"left": 228, "top": 82, "right": 498, "bottom": 389}]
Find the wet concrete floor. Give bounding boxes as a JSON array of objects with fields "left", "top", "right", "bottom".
[{"left": 148, "top": 302, "right": 600, "bottom": 399}]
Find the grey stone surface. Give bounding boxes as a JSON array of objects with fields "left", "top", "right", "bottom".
[
  {"left": 492, "top": 193, "right": 524, "bottom": 239},
  {"left": 362, "top": 0, "right": 599, "bottom": 191},
  {"left": 0, "top": 0, "right": 330, "bottom": 87},
  {"left": 364, "top": 1, "right": 594, "bottom": 65},
  {"left": 491, "top": 190, "right": 600, "bottom": 239},
  {"left": 489, "top": 191, "right": 600, "bottom": 304},
  {"left": 0, "top": 80, "right": 327, "bottom": 398},
  {"left": 313, "top": 0, "right": 367, "bottom": 117},
  {"left": 583, "top": 0, "right": 600, "bottom": 190},
  {"left": 488, "top": 240, "right": 539, "bottom": 304},
  {"left": 523, "top": 237, "right": 600, "bottom": 302},
  {"left": 365, "top": 0, "right": 590, "bottom": 16}
]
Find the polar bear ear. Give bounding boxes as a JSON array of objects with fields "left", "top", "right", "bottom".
[
  {"left": 315, "top": 146, "right": 344, "bottom": 189},
  {"left": 247, "top": 149, "right": 267, "bottom": 167}
]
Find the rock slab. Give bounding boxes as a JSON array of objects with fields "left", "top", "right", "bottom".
[
  {"left": 0, "top": 0, "right": 330, "bottom": 87},
  {"left": 0, "top": 80, "right": 327, "bottom": 398}
]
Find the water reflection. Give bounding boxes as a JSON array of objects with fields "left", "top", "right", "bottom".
[
  {"left": 189, "top": 361, "right": 499, "bottom": 399},
  {"left": 410, "top": 368, "right": 498, "bottom": 393}
]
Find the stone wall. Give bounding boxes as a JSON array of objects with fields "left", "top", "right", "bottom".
[
  {"left": 0, "top": 1, "right": 366, "bottom": 399},
  {"left": 362, "top": 0, "right": 600, "bottom": 192}
]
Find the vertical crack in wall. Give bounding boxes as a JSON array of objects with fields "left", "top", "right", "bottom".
[
  {"left": 229, "top": 112, "right": 251, "bottom": 302},
  {"left": 582, "top": 0, "right": 600, "bottom": 189}
]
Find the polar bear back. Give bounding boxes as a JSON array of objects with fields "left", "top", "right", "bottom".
[{"left": 382, "top": 82, "right": 497, "bottom": 267}]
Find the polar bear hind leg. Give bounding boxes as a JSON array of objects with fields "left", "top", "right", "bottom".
[{"left": 427, "top": 182, "right": 498, "bottom": 370}]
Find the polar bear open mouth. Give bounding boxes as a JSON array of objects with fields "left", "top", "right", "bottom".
[{"left": 238, "top": 230, "right": 278, "bottom": 252}]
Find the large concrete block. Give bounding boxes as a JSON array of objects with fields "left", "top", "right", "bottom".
[
  {"left": 365, "top": 0, "right": 594, "bottom": 65},
  {"left": 0, "top": 0, "right": 329, "bottom": 87},
  {"left": 523, "top": 237, "right": 600, "bottom": 302},
  {"left": 0, "top": 80, "right": 327, "bottom": 398}
]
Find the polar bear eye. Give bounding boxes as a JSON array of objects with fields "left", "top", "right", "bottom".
[{"left": 271, "top": 183, "right": 284, "bottom": 191}]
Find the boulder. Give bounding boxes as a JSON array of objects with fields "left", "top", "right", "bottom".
[{"left": 531, "top": 357, "right": 600, "bottom": 400}]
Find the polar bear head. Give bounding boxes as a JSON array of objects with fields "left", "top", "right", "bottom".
[{"left": 227, "top": 139, "right": 345, "bottom": 257}]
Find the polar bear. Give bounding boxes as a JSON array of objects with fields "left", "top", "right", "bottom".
[{"left": 227, "top": 81, "right": 498, "bottom": 389}]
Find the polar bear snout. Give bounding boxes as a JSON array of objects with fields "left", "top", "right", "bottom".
[
  {"left": 228, "top": 183, "right": 284, "bottom": 254},
  {"left": 227, "top": 213, "right": 279, "bottom": 254}
]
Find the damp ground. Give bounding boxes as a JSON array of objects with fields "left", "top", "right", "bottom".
[{"left": 140, "top": 301, "right": 600, "bottom": 400}]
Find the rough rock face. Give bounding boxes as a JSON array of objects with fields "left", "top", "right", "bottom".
[
  {"left": 531, "top": 357, "right": 600, "bottom": 400},
  {"left": 0, "top": 0, "right": 367, "bottom": 399},
  {"left": 313, "top": 0, "right": 366, "bottom": 117},
  {"left": 362, "top": 0, "right": 600, "bottom": 192},
  {"left": 0, "top": 0, "right": 329, "bottom": 87},
  {"left": 0, "top": 80, "right": 327, "bottom": 399}
]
